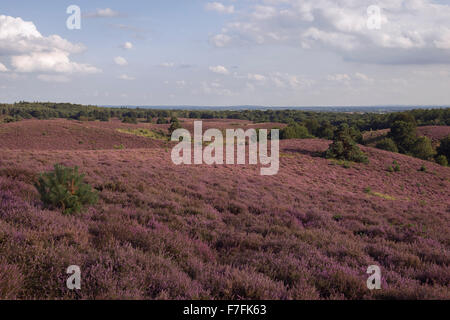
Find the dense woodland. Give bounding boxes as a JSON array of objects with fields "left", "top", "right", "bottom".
[
  {"left": 1, "top": 102, "right": 449, "bottom": 165},
  {"left": 1, "top": 102, "right": 449, "bottom": 128}
]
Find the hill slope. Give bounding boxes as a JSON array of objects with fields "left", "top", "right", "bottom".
[{"left": 0, "top": 120, "right": 449, "bottom": 300}]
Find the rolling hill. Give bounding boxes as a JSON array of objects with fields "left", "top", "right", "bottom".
[{"left": 0, "top": 119, "right": 448, "bottom": 299}]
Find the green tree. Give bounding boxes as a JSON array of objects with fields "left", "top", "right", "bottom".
[
  {"left": 304, "top": 119, "right": 319, "bottom": 136},
  {"left": 389, "top": 121, "right": 417, "bottom": 154},
  {"left": 437, "top": 135, "right": 450, "bottom": 160},
  {"left": 376, "top": 138, "right": 399, "bottom": 153},
  {"left": 156, "top": 117, "right": 168, "bottom": 124},
  {"left": 35, "top": 164, "right": 98, "bottom": 214},
  {"left": 280, "top": 123, "right": 311, "bottom": 139},
  {"left": 411, "top": 136, "right": 436, "bottom": 160},
  {"left": 168, "top": 117, "right": 182, "bottom": 136},
  {"left": 325, "top": 124, "right": 368, "bottom": 163},
  {"left": 317, "top": 121, "right": 335, "bottom": 140}
]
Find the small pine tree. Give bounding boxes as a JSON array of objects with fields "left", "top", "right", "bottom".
[
  {"left": 168, "top": 118, "right": 182, "bottom": 136},
  {"left": 436, "top": 155, "right": 448, "bottom": 166},
  {"left": 35, "top": 164, "right": 98, "bottom": 214},
  {"left": 325, "top": 124, "right": 368, "bottom": 163},
  {"left": 389, "top": 121, "right": 417, "bottom": 154}
]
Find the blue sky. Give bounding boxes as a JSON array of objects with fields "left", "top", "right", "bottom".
[{"left": 1, "top": 0, "right": 450, "bottom": 106}]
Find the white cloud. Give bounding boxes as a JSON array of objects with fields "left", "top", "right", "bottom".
[
  {"left": 0, "top": 15, "right": 99, "bottom": 74},
  {"left": 326, "top": 72, "right": 374, "bottom": 84},
  {"left": 205, "top": 2, "right": 235, "bottom": 14},
  {"left": 354, "top": 72, "right": 374, "bottom": 83},
  {"left": 0, "top": 63, "right": 8, "bottom": 72},
  {"left": 248, "top": 73, "right": 266, "bottom": 81},
  {"left": 121, "top": 42, "right": 133, "bottom": 50},
  {"left": 12, "top": 51, "right": 100, "bottom": 74},
  {"left": 85, "top": 8, "right": 120, "bottom": 18},
  {"left": 209, "top": 65, "right": 229, "bottom": 75},
  {"left": 114, "top": 56, "right": 128, "bottom": 66},
  {"left": 210, "top": 34, "right": 232, "bottom": 47},
  {"left": 270, "top": 73, "right": 314, "bottom": 89},
  {"left": 117, "top": 74, "right": 135, "bottom": 81},
  {"left": 210, "top": 0, "right": 450, "bottom": 64},
  {"left": 202, "top": 81, "right": 233, "bottom": 96},
  {"left": 326, "top": 74, "right": 352, "bottom": 82}
]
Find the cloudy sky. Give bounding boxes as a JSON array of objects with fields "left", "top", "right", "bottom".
[{"left": 1, "top": 0, "right": 450, "bottom": 106}]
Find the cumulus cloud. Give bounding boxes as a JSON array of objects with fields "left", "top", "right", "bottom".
[
  {"left": 326, "top": 74, "right": 352, "bottom": 82},
  {"left": 12, "top": 51, "right": 99, "bottom": 74},
  {"left": 210, "top": 0, "right": 450, "bottom": 64},
  {"left": 209, "top": 65, "right": 230, "bottom": 75},
  {"left": 85, "top": 8, "right": 120, "bottom": 18},
  {"left": 0, "top": 15, "right": 100, "bottom": 74},
  {"left": 326, "top": 72, "right": 374, "bottom": 84},
  {"left": 202, "top": 81, "right": 233, "bottom": 96},
  {"left": 114, "top": 56, "right": 128, "bottom": 66},
  {"left": 247, "top": 73, "right": 266, "bottom": 81},
  {"left": 210, "top": 34, "right": 232, "bottom": 47},
  {"left": 121, "top": 42, "right": 133, "bottom": 50},
  {"left": 269, "top": 72, "right": 315, "bottom": 89},
  {"left": 205, "top": 2, "right": 235, "bottom": 14},
  {"left": 0, "top": 63, "right": 8, "bottom": 72}
]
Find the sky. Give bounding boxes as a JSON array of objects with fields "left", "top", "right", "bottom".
[{"left": 1, "top": 0, "right": 450, "bottom": 107}]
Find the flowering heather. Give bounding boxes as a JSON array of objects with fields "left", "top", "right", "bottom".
[
  {"left": 417, "top": 126, "right": 450, "bottom": 143},
  {"left": 0, "top": 120, "right": 449, "bottom": 300}
]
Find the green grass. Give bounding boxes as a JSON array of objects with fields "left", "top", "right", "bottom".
[
  {"left": 117, "top": 128, "right": 167, "bottom": 140},
  {"left": 364, "top": 187, "right": 396, "bottom": 200}
]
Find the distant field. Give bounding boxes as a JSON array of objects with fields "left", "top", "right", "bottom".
[{"left": 0, "top": 119, "right": 449, "bottom": 299}]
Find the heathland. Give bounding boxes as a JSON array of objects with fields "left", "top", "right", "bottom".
[{"left": 0, "top": 105, "right": 449, "bottom": 299}]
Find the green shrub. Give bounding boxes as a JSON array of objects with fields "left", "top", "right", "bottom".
[
  {"left": 114, "top": 144, "right": 125, "bottom": 150},
  {"left": 436, "top": 155, "right": 448, "bottom": 166},
  {"left": 376, "top": 138, "right": 399, "bottom": 153},
  {"left": 122, "top": 116, "right": 138, "bottom": 124},
  {"left": 156, "top": 117, "right": 169, "bottom": 124},
  {"left": 280, "top": 123, "right": 311, "bottom": 139},
  {"left": 2, "top": 116, "right": 16, "bottom": 123},
  {"left": 389, "top": 121, "right": 417, "bottom": 154},
  {"left": 411, "top": 136, "right": 436, "bottom": 160},
  {"left": 168, "top": 117, "right": 182, "bottom": 136},
  {"left": 419, "top": 165, "right": 427, "bottom": 172},
  {"left": 437, "top": 135, "right": 450, "bottom": 160},
  {"left": 35, "top": 164, "right": 98, "bottom": 214},
  {"left": 387, "top": 161, "right": 400, "bottom": 172},
  {"left": 325, "top": 124, "right": 368, "bottom": 163}
]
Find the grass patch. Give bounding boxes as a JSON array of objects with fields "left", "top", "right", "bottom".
[
  {"left": 117, "top": 128, "right": 167, "bottom": 140},
  {"left": 364, "top": 187, "right": 396, "bottom": 200},
  {"left": 329, "top": 159, "right": 353, "bottom": 168}
]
